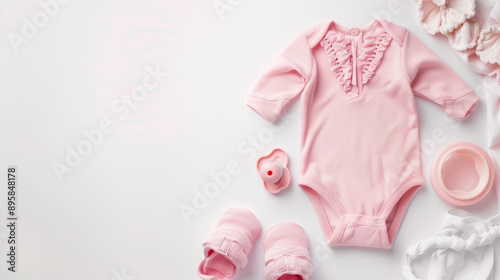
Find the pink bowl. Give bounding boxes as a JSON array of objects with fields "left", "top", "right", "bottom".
[{"left": 431, "top": 142, "right": 495, "bottom": 206}]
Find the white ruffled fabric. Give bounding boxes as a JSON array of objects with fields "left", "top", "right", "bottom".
[
  {"left": 447, "top": 18, "right": 480, "bottom": 50},
  {"left": 417, "top": 0, "right": 476, "bottom": 35},
  {"left": 402, "top": 210, "right": 500, "bottom": 280},
  {"left": 415, "top": 0, "right": 500, "bottom": 80},
  {"left": 477, "top": 24, "right": 500, "bottom": 64}
]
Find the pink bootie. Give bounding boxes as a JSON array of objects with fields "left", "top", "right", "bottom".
[
  {"left": 198, "top": 208, "right": 261, "bottom": 280},
  {"left": 263, "top": 222, "right": 313, "bottom": 280}
]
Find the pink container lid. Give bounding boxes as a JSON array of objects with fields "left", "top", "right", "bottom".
[{"left": 431, "top": 142, "right": 495, "bottom": 206}]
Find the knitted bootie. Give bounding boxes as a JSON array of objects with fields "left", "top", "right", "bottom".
[
  {"left": 198, "top": 208, "right": 261, "bottom": 280},
  {"left": 264, "top": 222, "right": 313, "bottom": 280}
]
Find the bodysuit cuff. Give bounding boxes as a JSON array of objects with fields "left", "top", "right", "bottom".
[
  {"left": 246, "top": 96, "right": 289, "bottom": 122},
  {"left": 443, "top": 91, "right": 479, "bottom": 120}
]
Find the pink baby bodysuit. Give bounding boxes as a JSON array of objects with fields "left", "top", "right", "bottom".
[{"left": 247, "top": 19, "right": 479, "bottom": 249}]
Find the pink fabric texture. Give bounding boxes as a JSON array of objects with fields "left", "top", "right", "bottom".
[
  {"left": 247, "top": 19, "right": 478, "bottom": 248},
  {"left": 415, "top": 0, "right": 500, "bottom": 84},
  {"left": 198, "top": 208, "right": 261, "bottom": 280},
  {"left": 264, "top": 223, "right": 313, "bottom": 280}
]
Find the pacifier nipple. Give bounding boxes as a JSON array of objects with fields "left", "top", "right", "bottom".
[{"left": 259, "top": 162, "right": 283, "bottom": 184}]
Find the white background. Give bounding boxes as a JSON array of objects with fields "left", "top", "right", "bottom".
[{"left": 0, "top": 0, "right": 498, "bottom": 279}]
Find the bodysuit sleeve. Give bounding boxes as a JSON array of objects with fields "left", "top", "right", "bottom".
[
  {"left": 402, "top": 30, "right": 479, "bottom": 120},
  {"left": 246, "top": 33, "right": 313, "bottom": 122}
]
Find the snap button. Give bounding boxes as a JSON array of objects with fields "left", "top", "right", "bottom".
[
  {"left": 359, "top": 217, "right": 366, "bottom": 223},
  {"left": 350, "top": 28, "right": 359, "bottom": 36},
  {"left": 344, "top": 216, "right": 350, "bottom": 222},
  {"left": 377, "top": 220, "right": 384, "bottom": 226}
]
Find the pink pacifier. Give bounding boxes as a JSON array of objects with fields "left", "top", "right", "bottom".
[
  {"left": 431, "top": 142, "right": 495, "bottom": 206},
  {"left": 257, "top": 149, "right": 291, "bottom": 194}
]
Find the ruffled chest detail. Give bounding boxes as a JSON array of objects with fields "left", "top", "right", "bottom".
[
  {"left": 358, "top": 32, "right": 393, "bottom": 84},
  {"left": 320, "top": 34, "right": 354, "bottom": 91},
  {"left": 320, "top": 30, "right": 392, "bottom": 94}
]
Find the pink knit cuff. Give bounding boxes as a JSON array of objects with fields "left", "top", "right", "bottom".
[{"left": 443, "top": 91, "right": 479, "bottom": 120}]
